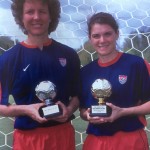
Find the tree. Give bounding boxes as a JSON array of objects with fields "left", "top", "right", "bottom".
[
  {"left": 122, "top": 28, "right": 150, "bottom": 62},
  {"left": 77, "top": 40, "right": 98, "bottom": 66},
  {"left": 0, "top": 36, "right": 15, "bottom": 55}
]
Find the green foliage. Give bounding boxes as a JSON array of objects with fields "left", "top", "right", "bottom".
[
  {"left": 0, "top": 37, "right": 14, "bottom": 55},
  {"left": 78, "top": 40, "right": 96, "bottom": 66},
  {"left": 122, "top": 30, "right": 150, "bottom": 62}
]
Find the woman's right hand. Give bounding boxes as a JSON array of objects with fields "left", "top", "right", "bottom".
[{"left": 24, "top": 103, "right": 48, "bottom": 123}]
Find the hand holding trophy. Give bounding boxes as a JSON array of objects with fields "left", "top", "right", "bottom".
[
  {"left": 35, "top": 81, "right": 62, "bottom": 119},
  {"left": 90, "top": 79, "right": 112, "bottom": 117}
]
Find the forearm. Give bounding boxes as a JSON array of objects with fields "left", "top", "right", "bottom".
[
  {"left": 0, "top": 104, "right": 29, "bottom": 117},
  {"left": 121, "top": 101, "right": 150, "bottom": 117},
  {"left": 67, "top": 96, "right": 79, "bottom": 115},
  {"left": 80, "top": 108, "right": 88, "bottom": 121}
]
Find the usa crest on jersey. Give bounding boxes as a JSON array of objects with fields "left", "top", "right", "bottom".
[
  {"left": 59, "top": 58, "right": 67, "bottom": 67},
  {"left": 118, "top": 75, "right": 127, "bottom": 84}
]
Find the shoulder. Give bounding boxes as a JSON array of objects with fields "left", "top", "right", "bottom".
[
  {"left": 51, "top": 40, "right": 80, "bottom": 65},
  {"left": 122, "top": 53, "right": 144, "bottom": 62},
  {"left": 0, "top": 43, "right": 23, "bottom": 58},
  {"left": 0, "top": 43, "right": 24, "bottom": 66},
  {"left": 52, "top": 39, "right": 77, "bottom": 54},
  {"left": 122, "top": 53, "right": 148, "bottom": 72},
  {"left": 121, "top": 53, "right": 146, "bottom": 67},
  {"left": 52, "top": 39, "right": 73, "bottom": 50},
  {"left": 81, "top": 59, "right": 98, "bottom": 72}
]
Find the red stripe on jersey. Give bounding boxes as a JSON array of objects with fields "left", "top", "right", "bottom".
[
  {"left": 144, "top": 60, "right": 150, "bottom": 75},
  {"left": 0, "top": 82, "right": 2, "bottom": 103}
]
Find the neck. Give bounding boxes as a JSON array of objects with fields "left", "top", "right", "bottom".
[
  {"left": 25, "top": 35, "right": 49, "bottom": 49},
  {"left": 99, "top": 50, "right": 119, "bottom": 64}
]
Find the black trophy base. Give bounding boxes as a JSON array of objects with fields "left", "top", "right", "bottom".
[
  {"left": 39, "top": 104, "right": 62, "bottom": 119},
  {"left": 90, "top": 104, "right": 112, "bottom": 117}
]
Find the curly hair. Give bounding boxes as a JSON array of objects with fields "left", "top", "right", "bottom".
[{"left": 11, "top": 0, "right": 60, "bottom": 34}]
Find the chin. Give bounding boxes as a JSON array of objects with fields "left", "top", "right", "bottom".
[
  {"left": 97, "top": 50, "right": 107, "bottom": 55},
  {"left": 31, "top": 32, "right": 47, "bottom": 36}
]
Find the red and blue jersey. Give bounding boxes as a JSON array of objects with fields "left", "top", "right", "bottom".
[
  {"left": 80, "top": 52, "right": 150, "bottom": 136},
  {"left": 0, "top": 39, "right": 81, "bottom": 130}
]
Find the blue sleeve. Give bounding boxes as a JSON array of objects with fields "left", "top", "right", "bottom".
[
  {"left": 0, "top": 52, "right": 13, "bottom": 105},
  {"left": 138, "top": 60, "right": 150, "bottom": 101},
  {"left": 69, "top": 50, "right": 81, "bottom": 97}
]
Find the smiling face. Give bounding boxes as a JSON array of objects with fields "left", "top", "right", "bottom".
[
  {"left": 22, "top": 0, "right": 50, "bottom": 37},
  {"left": 89, "top": 23, "right": 119, "bottom": 57}
]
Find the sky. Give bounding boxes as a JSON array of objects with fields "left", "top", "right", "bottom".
[
  {"left": 0, "top": 7, "right": 23, "bottom": 35},
  {"left": 0, "top": 0, "right": 150, "bottom": 49}
]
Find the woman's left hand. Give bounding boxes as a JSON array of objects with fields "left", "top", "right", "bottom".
[
  {"left": 48, "top": 101, "right": 72, "bottom": 122},
  {"left": 87, "top": 103, "right": 123, "bottom": 124}
]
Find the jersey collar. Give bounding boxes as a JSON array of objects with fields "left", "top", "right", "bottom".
[{"left": 98, "top": 52, "right": 123, "bottom": 67}]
